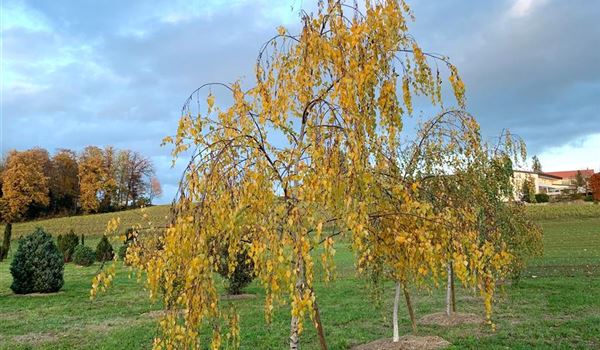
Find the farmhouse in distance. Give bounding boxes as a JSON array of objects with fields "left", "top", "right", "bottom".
[{"left": 513, "top": 168, "right": 595, "bottom": 200}]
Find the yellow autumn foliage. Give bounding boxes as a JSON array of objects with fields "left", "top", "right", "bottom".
[{"left": 88, "top": 1, "right": 529, "bottom": 349}]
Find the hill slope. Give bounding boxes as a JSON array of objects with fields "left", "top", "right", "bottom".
[{"left": 1, "top": 205, "right": 171, "bottom": 239}]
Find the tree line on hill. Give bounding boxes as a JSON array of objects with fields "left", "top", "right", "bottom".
[{"left": 0, "top": 146, "right": 162, "bottom": 223}]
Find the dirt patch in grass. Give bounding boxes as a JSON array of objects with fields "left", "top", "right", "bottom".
[
  {"left": 12, "top": 291, "right": 65, "bottom": 297},
  {"left": 142, "top": 310, "right": 169, "bottom": 318},
  {"left": 85, "top": 323, "right": 118, "bottom": 333},
  {"left": 12, "top": 332, "right": 58, "bottom": 345},
  {"left": 141, "top": 309, "right": 185, "bottom": 318},
  {"left": 0, "top": 310, "right": 25, "bottom": 321},
  {"left": 221, "top": 293, "right": 257, "bottom": 301},
  {"left": 419, "top": 312, "right": 484, "bottom": 326},
  {"left": 351, "top": 335, "right": 450, "bottom": 350}
]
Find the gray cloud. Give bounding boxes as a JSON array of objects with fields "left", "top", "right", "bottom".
[
  {"left": 3, "top": 0, "right": 600, "bottom": 203},
  {"left": 409, "top": 0, "right": 600, "bottom": 153}
]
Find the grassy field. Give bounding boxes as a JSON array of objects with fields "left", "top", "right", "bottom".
[
  {"left": 0, "top": 205, "right": 171, "bottom": 239},
  {"left": 525, "top": 202, "right": 600, "bottom": 220},
  {"left": 1, "top": 207, "right": 599, "bottom": 349}
]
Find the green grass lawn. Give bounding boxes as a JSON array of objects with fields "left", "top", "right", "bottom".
[
  {"left": 525, "top": 202, "right": 600, "bottom": 220},
  {"left": 1, "top": 213, "right": 599, "bottom": 349}
]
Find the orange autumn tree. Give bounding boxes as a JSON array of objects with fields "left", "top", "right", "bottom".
[
  {"left": 93, "top": 1, "right": 468, "bottom": 349},
  {"left": 0, "top": 149, "right": 50, "bottom": 260},
  {"left": 1, "top": 149, "right": 50, "bottom": 221},
  {"left": 79, "top": 146, "right": 107, "bottom": 213}
]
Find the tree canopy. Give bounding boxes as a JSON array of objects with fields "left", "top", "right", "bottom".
[
  {"left": 92, "top": 1, "right": 541, "bottom": 349},
  {"left": 0, "top": 146, "right": 160, "bottom": 221}
]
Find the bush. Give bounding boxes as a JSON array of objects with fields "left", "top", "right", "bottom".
[
  {"left": 584, "top": 195, "right": 594, "bottom": 202},
  {"left": 95, "top": 235, "right": 114, "bottom": 262},
  {"left": 72, "top": 245, "right": 95, "bottom": 266},
  {"left": 57, "top": 230, "right": 79, "bottom": 262},
  {"left": 570, "top": 193, "right": 584, "bottom": 201},
  {"left": 10, "top": 228, "right": 64, "bottom": 294},
  {"left": 535, "top": 193, "right": 549, "bottom": 203},
  {"left": 218, "top": 247, "right": 254, "bottom": 295}
]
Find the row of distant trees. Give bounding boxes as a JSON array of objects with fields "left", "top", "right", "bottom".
[{"left": 0, "top": 146, "right": 161, "bottom": 222}]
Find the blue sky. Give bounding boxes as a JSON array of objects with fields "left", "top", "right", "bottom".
[{"left": 1, "top": 0, "right": 599, "bottom": 203}]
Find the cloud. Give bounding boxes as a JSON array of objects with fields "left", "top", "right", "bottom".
[
  {"left": 538, "top": 133, "right": 600, "bottom": 172},
  {"left": 409, "top": 0, "right": 600, "bottom": 154},
  {"left": 1, "top": 0, "right": 51, "bottom": 31},
  {"left": 508, "top": 0, "right": 549, "bottom": 18},
  {"left": 2, "top": 0, "right": 305, "bottom": 203},
  {"left": 2, "top": 0, "right": 600, "bottom": 204}
]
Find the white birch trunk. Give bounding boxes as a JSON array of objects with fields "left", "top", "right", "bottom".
[
  {"left": 393, "top": 281, "right": 401, "bottom": 342},
  {"left": 290, "top": 315, "right": 300, "bottom": 350},
  {"left": 446, "top": 262, "right": 452, "bottom": 316},
  {"left": 290, "top": 252, "right": 305, "bottom": 350}
]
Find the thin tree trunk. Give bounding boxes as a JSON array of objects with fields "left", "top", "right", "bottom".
[
  {"left": 290, "top": 313, "right": 300, "bottom": 350},
  {"left": 290, "top": 252, "right": 305, "bottom": 350},
  {"left": 289, "top": 259, "right": 328, "bottom": 350},
  {"left": 446, "top": 262, "right": 453, "bottom": 316},
  {"left": 393, "top": 282, "right": 401, "bottom": 342},
  {"left": 402, "top": 282, "right": 417, "bottom": 335},
  {"left": 450, "top": 263, "right": 456, "bottom": 313},
  {"left": 313, "top": 299, "right": 328, "bottom": 350},
  {"left": 290, "top": 267, "right": 302, "bottom": 350}
]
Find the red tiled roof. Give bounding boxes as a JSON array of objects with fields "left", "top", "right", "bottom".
[
  {"left": 544, "top": 169, "right": 594, "bottom": 179},
  {"left": 514, "top": 170, "right": 563, "bottom": 179}
]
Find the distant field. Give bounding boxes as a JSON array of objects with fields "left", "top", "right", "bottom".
[
  {"left": 525, "top": 202, "right": 600, "bottom": 220},
  {"left": 1, "top": 205, "right": 171, "bottom": 239},
  {"left": 6, "top": 201, "right": 599, "bottom": 238},
  {"left": 1, "top": 204, "right": 599, "bottom": 349}
]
